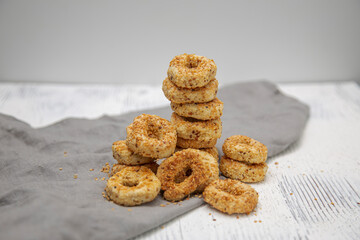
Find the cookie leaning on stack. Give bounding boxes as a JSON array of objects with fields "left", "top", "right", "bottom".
[{"left": 162, "top": 54, "right": 224, "bottom": 156}]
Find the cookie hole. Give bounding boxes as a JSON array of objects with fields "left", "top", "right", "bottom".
[
  {"left": 174, "top": 168, "right": 193, "bottom": 183},
  {"left": 147, "top": 123, "right": 162, "bottom": 140},
  {"left": 122, "top": 179, "right": 139, "bottom": 187},
  {"left": 185, "top": 55, "right": 200, "bottom": 68}
]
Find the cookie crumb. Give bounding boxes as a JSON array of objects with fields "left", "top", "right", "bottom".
[
  {"left": 209, "top": 213, "right": 211, "bottom": 215},
  {"left": 161, "top": 226, "right": 165, "bottom": 229},
  {"left": 259, "top": 220, "right": 262, "bottom": 223},
  {"left": 111, "top": 208, "right": 115, "bottom": 211},
  {"left": 290, "top": 193, "right": 293, "bottom": 195},
  {"left": 101, "top": 163, "right": 111, "bottom": 173},
  {"left": 274, "top": 162, "right": 279, "bottom": 165},
  {"left": 128, "top": 209, "right": 132, "bottom": 212},
  {"left": 101, "top": 177, "right": 105, "bottom": 181},
  {"left": 236, "top": 216, "right": 239, "bottom": 219},
  {"left": 331, "top": 202, "right": 335, "bottom": 205},
  {"left": 160, "top": 204, "right": 166, "bottom": 207},
  {"left": 254, "top": 220, "right": 257, "bottom": 223},
  {"left": 95, "top": 177, "right": 98, "bottom": 181},
  {"left": 314, "top": 198, "right": 318, "bottom": 201},
  {"left": 59, "top": 168, "right": 63, "bottom": 171},
  {"left": 213, "top": 219, "right": 216, "bottom": 221},
  {"left": 89, "top": 168, "right": 94, "bottom": 171},
  {"left": 73, "top": 174, "right": 78, "bottom": 179}
]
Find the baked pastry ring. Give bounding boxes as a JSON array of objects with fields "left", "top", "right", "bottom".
[
  {"left": 105, "top": 166, "right": 161, "bottom": 206},
  {"left": 156, "top": 149, "right": 209, "bottom": 201},
  {"left": 222, "top": 135, "right": 267, "bottom": 164},
  {"left": 171, "top": 113, "right": 222, "bottom": 141},
  {"left": 171, "top": 98, "right": 223, "bottom": 120},
  {"left": 220, "top": 156, "right": 268, "bottom": 183},
  {"left": 126, "top": 114, "right": 177, "bottom": 159},
  {"left": 162, "top": 77, "right": 218, "bottom": 104},
  {"left": 112, "top": 140, "right": 155, "bottom": 165},
  {"left": 203, "top": 179, "right": 258, "bottom": 214},
  {"left": 167, "top": 54, "right": 217, "bottom": 89}
]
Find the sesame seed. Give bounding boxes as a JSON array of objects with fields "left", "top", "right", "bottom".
[
  {"left": 73, "top": 174, "right": 78, "bottom": 179},
  {"left": 59, "top": 168, "right": 63, "bottom": 171}
]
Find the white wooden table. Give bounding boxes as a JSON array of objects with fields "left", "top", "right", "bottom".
[{"left": 0, "top": 81, "right": 359, "bottom": 239}]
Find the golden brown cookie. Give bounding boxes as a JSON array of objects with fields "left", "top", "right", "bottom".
[
  {"left": 174, "top": 148, "right": 219, "bottom": 192},
  {"left": 112, "top": 140, "right": 155, "bottom": 165},
  {"left": 167, "top": 54, "right": 217, "bottom": 89},
  {"left": 171, "top": 113, "right": 222, "bottom": 141},
  {"left": 156, "top": 149, "right": 209, "bottom": 201},
  {"left": 222, "top": 135, "right": 267, "bottom": 164},
  {"left": 162, "top": 77, "right": 218, "bottom": 104},
  {"left": 171, "top": 98, "right": 223, "bottom": 120},
  {"left": 203, "top": 179, "right": 258, "bottom": 214},
  {"left": 105, "top": 166, "right": 161, "bottom": 206},
  {"left": 220, "top": 156, "right": 268, "bottom": 183},
  {"left": 126, "top": 114, "right": 177, "bottom": 159}
]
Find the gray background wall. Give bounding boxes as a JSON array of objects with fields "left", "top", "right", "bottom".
[{"left": 0, "top": 0, "right": 359, "bottom": 84}]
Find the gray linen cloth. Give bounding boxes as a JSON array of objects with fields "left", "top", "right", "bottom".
[{"left": 0, "top": 81, "right": 309, "bottom": 240}]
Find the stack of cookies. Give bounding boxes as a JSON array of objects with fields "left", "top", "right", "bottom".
[
  {"left": 220, "top": 135, "right": 268, "bottom": 182},
  {"left": 110, "top": 114, "right": 177, "bottom": 176},
  {"left": 162, "top": 54, "right": 223, "bottom": 158}
]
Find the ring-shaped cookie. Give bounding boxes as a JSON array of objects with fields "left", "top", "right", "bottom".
[
  {"left": 174, "top": 148, "right": 219, "bottom": 192},
  {"left": 220, "top": 156, "right": 268, "bottom": 183},
  {"left": 112, "top": 140, "right": 155, "bottom": 165},
  {"left": 222, "top": 135, "right": 267, "bottom": 164},
  {"left": 126, "top": 114, "right": 177, "bottom": 159},
  {"left": 105, "top": 166, "right": 161, "bottom": 206},
  {"left": 110, "top": 162, "right": 159, "bottom": 176},
  {"left": 176, "top": 137, "right": 218, "bottom": 149},
  {"left": 162, "top": 77, "right": 218, "bottom": 104},
  {"left": 156, "top": 149, "right": 208, "bottom": 201},
  {"left": 171, "top": 98, "right": 223, "bottom": 120},
  {"left": 203, "top": 179, "right": 259, "bottom": 214},
  {"left": 167, "top": 54, "right": 217, "bottom": 89},
  {"left": 171, "top": 113, "right": 222, "bottom": 141}
]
